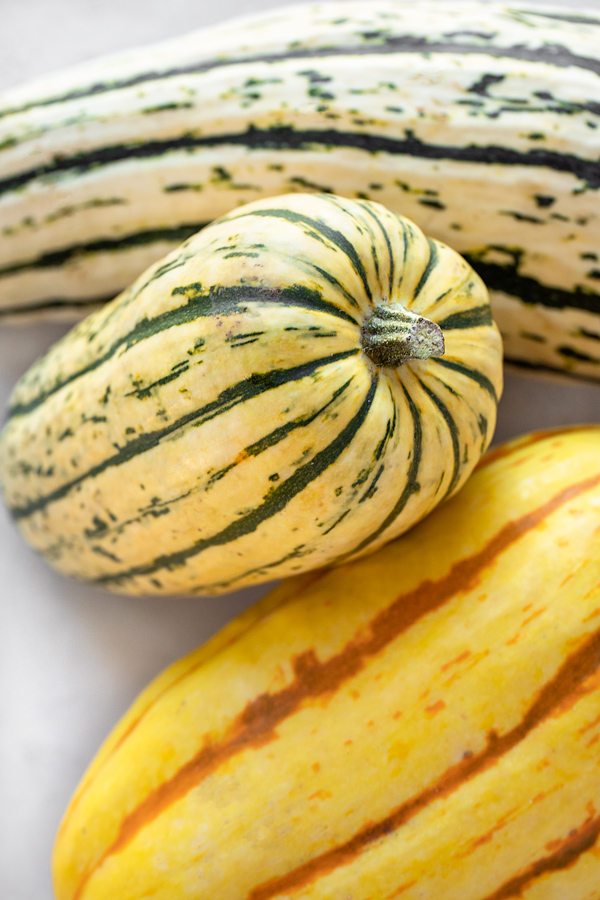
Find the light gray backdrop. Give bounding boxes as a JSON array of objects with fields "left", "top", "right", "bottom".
[{"left": 0, "top": 1, "right": 599, "bottom": 898}]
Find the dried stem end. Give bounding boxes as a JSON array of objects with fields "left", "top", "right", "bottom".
[{"left": 361, "top": 303, "right": 445, "bottom": 368}]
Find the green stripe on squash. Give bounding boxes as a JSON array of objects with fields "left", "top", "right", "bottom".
[{"left": 0, "top": 192, "right": 502, "bottom": 595}]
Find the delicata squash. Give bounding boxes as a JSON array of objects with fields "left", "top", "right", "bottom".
[
  {"left": 0, "top": 193, "right": 502, "bottom": 594},
  {"left": 52, "top": 426, "right": 600, "bottom": 899},
  {"left": 0, "top": 2, "right": 599, "bottom": 382}
]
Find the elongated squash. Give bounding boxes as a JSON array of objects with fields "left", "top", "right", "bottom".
[
  {"left": 1, "top": 3, "right": 600, "bottom": 380},
  {"left": 0, "top": 193, "right": 501, "bottom": 595},
  {"left": 52, "top": 425, "right": 600, "bottom": 900}
]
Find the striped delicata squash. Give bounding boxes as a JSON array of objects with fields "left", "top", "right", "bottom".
[
  {"left": 0, "top": 1, "right": 599, "bottom": 380},
  {"left": 0, "top": 193, "right": 502, "bottom": 595},
  {"left": 52, "top": 425, "right": 600, "bottom": 900}
]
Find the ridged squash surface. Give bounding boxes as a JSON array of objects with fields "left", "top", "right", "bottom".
[
  {"left": 52, "top": 426, "right": 600, "bottom": 899},
  {"left": 0, "top": 2, "right": 599, "bottom": 379},
  {"left": 0, "top": 193, "right": 502, "bottom": 595}
]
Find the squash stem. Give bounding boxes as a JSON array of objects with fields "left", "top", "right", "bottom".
[{"left": 361, "top": 303, "right": 445, "bottom": 368}]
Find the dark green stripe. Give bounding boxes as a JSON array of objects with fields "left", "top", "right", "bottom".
[
  {"left": 3, "top": 123, "right": 598, "bottom": 203},
  {"left": 433, "top": 287, "right": 453, "bottom": 305},
  {"left": 357, "top": 209, "right": 381, "bottom": 285},
  {"left": 44, "top": 375, "right": 357, "bottom": 561},
  {"left": 93, "top": 372, "right": 379, "bottom": 587},
  {"left": 358, "top": 201, "right": 395, "bottom": 299},
  {"left": 9, "top": 349, "right": 360, "bottom": 520},
  {"left": 126, "top": 362, "right": 190, "bottom": 400},
  {"left": 226, "top": 330, "right": 265, "bottom": 342},
  {"left": 252, "top": 377, "right": 356, "bottom": 453},
  {"left": 358, "top": 462, "right": 385, "bottom": 503},
  {"left": 418, "top": 378, "right": 462, "bottom": 497},
  {"left": 343, "top": 412, "right": 396, "bottom": 506},
  {"left": 580, "top": 327, "right": 600, "bottom": 342},
  {"left": 438, "top": 305, "right": 494, "bottom": 330},
  {"left": 227, "top": 336, "right": 259, "bottom": 347},
  {"left": 413, "top": 238, "right": 440, "bottom": 298},
  {"left": 242, "top": 205, "right": 373, "bottom": 303},
  {"left": 432, "top": 357, "right": 499, "bottom": 402},
  {"left": 0, "top": 224, "right": 203, "bottom": 278},
  {"left": 336, "top": 380, "right": 422, "bottom": 562},
  {"left": 198, "top": 541, "right": 322, "bottom": 594},
  {"left": 373, "top": 414, "right": 393, "bottom": 463},
  {"left": 557, "top": 344, "right": 600, "bottom": 363},
  {"left": 321, "top": 508, "right": 351, "bottom": 536},
  {"left": 7, "top": 284, "right": 359, "bottom": 420},
  {"left": 397, "top": 217, "right": 411, "bottom": 294},
  {"left": 464, "top": 254, "right": 600, "bottom": 315},
  {"left": 310, "top": 264, "right": 361, "bottom": 310},
  {"left": 2, "top": 33, "right": 600, "bottom": 120}
]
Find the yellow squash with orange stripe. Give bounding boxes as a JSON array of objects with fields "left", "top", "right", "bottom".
[{"left": 53, "top": 425, "right": 600, "bottom": 900}]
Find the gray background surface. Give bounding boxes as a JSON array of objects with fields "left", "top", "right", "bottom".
[{"left": 0, "top": 1, "right": 599, "bottom": 898}]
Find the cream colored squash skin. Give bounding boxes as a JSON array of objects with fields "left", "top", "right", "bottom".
[
  {"left": 0, "top": 2, "right": 599, "bottom": 379},
  {"left": 52, "top": 426, "right": 600, "bottom": 900},
  {"left": 0, "top": 193, "right": 501, "bottom": 596}
]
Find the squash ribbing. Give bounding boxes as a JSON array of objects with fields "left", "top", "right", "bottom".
[{"left": 0, "top": 193, "right": 502, "bottom": 595}]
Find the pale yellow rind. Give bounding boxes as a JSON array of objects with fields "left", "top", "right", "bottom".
[
  {"left": 53, "top": 426, "right": 600, "bottom": 899},
  {"left": 0, "top": 193, "right": 502, "bottom": 595}
]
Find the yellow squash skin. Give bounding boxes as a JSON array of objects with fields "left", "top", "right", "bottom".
[
  {"left": 53, "top": 426, "right": 600, "bottom": 900},
  {"left": 0, "top": 192, "right": 501, "bottom": 595}
]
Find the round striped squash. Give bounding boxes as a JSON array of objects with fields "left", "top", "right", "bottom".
[
  {"left": 0, "top": 193, "right": 502, "bottom": 595},
  {"left": 52, "top": 426, "right": 600, "bottom": 899}
]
